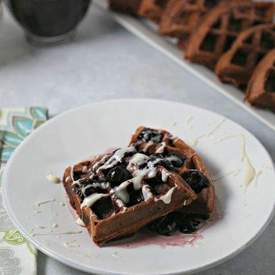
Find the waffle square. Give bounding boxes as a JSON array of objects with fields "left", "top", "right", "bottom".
[
  {"left": 245, "top": 49, "right": 275, "bottom": 112},
  {"left": 216, "top": 24, "right": 275, "bottom": 88},
  {"left": 108, "top": 0, "right": 142, "bottom": 15},
  {"left": 138, "top": 0, "right": 170, "bottom": 22},
  {"left": 160, "top": 0, "right": 220, "bottom": 49},
  {"left": 185, "top": 1, "right": 274, "bottom": 69}
]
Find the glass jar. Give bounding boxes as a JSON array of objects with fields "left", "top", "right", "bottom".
[{"left": 5, "top": 0, "right": 91, "bottom": 45}]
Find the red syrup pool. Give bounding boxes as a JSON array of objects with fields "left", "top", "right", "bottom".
[
  {"left": 111, "top": 207, "right": 221, "bottom": 248},
  {"left": 65, "top": 191, "right": 221, "bottom": 248},
  {"left": 113, "top": 230, "right": 204, "bottom": 248}
]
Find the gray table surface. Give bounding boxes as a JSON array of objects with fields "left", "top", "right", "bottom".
[{"left": 1, "top": 4, "right": 275, "bottom": 275}]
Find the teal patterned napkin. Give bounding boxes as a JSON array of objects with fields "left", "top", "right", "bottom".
[{"left": 0, "top": 107, "right": 48, "bottom": 275}]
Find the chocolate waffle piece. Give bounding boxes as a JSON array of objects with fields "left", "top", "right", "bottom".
[
  {"left": 147, "top": 165, "right": 215, "bottom": 236},
  {"left": 130, "top": 127, "right": 215, "bottom": 235},
  {"left": 130, "top": 126, "right": 215, "bottom": 216},
  {"left": 109, "top": 0, "right": 142, "bottom": 15},
  {"left": 216, "top": 24, "right": 275, "bottom": 89},
  {"left": 138, "top": 0, "right": 170, "bottom": 22},
  {"left": 185, "top": 1, "right": 275, "bottom": 69},
  {"left": 245, "top": 49, "right": 275, "bottom": 112},
  {"left": 64, "top": 127, "right": 215, "bottom": 245},
  {"left": 159, "top": 0, "right": 220, "bottom": 49}
]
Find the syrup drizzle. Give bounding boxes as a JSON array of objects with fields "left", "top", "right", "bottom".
[{"left": 214, "top": 134, "right": 257, "bottom": 187}]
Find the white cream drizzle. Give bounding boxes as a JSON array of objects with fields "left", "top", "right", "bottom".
[
  {"left": 52, "top": 223, "right": 59, "bottom": 229},
  {"left": 32, "top": 230, "right": 83, "bottom": 237},
  {"left": 155, "top": 142, "right": 166, "bottom": 153},
  {"left": 212, "top": 168, "right": 241, "bottom": 182},
  {"left": 127, "top": 153, "right": 149, "bottom": 169},
  {"left": 131, "top": 175, "right": 144, "bottom": 190},
  {"left": 142, "top": 185, "right": 153, "bottom": 201},
  {"left": 214, "top": 134, "right": 258, "bottom": 187},
  {"left": 81, "top": 193, "right": 108, "bottom": 208},
  {"left": 161, "top": 170, "right": 170, "bottom": 182},
  {"left": 243, "top": 154, "right": 256, "bottom": 187},
  {"left": 70, "top": 165, "right": 75, "bottom": 181},
  {"left": 207, "top": 119, "right": 226, "bottom": 137},
  {"left": 147, "top": 168, "right": 158, "bottom": 179},
  {"left": 110, "top": 152, "right": 176, "bottom": 204},
  {"left": 143, "top": 141, "right": 154, "bottom": 152},
  {"left": 35, "top": 199, "right": 56, "bottom": 207},
  {"left": 114, "top": 188, "right": 129, "bottom": 204},
  {"left": 112, "top": 179, "right": 134, "bottom": 203},
  {"left": 157, "top": 187, "right": 176, "bottom": 204},
  {"left": 64, "top": 240, "right": 80, "bottom": 248},
  {"left": 183, "top": 199, "right": 189, "bottom": 206},
  {"left": 112, "top": 251, "right": 119, "bottom": 258},
  {"left": 97, "top": 146, "right": 136, "bottom": 172},
  {"left": 255, "top": 170, "right": 263, "bottom": 184},
  {"left": 76, "top": 217, "right": 85, "bottom": 227},
  {"left": 92, "top": 154, "right": 110, "bottom": 171},
  {"left": 112, "top": 195, "right": 125, "bottom": 208},
  {"left": 81, "top": 182, "right": 109, "bottom": 196},
  {"left": 192, "top": 118, "right": 226, "bottom": 146},
  {"left": 71, "top": 142, "right": 184, "bottom": 211},
  {"left": 187, "top": 116, "right": 193, "bottom": 123},
  {"left": 46, "top": 174, "right": 61, "bottom": 184}
]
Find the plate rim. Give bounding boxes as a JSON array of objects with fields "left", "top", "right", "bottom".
[{"left": 2, "top": 98, "right": 275, "bottom": 275}]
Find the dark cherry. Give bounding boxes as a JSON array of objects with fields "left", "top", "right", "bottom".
[
  {"left": 126, "top": 185, "right": 144, "bottom": 207},
  {"left": 106, "top": 165, "right": 132, "bottom": 187},
  {"left": 144, "top": 154, "right": 164, "bottom": 168},
  {"left": 72, "top": 170, "right": 82, "bottom": 181},
  {"left": 155, "top": 0, "right": 168, "bottom": 8},
  {"left": 137, "top": 128, "right": 163, "bottom": 143},
  {"left": 73, "top": 186, "right": 85, "bottom": 202},
  {"left": 163, "top": 153, "right": 185, "bottom": 170},
  {"left": 148, "top": 213, "right": 178, "bottom": 235},
  {"left": 148, "top": 212, "right": 209, "bottom": 236},
  {"left": 92, "top": 197, "right": 115, "bottom": 220},
  {"left": 148, "top": 153, "right": 185, "bottom": 170},
  {"left": 146, "top": 174, "right": 170, "bottom": 196},
  {"left": 181, "top": 170, "right": 210, "bottom": 193},
  {"left": 178, "top": 221, "right": 198, "bottom": 234},
  {"left": 83, "top": 185, "right": 96, "bottom": 197},
  {"left": 205, "top": 0, "right": 219, "bottom": 8},
  {"left": 175, "top": 213, "right": 207, "bottom": 234}
]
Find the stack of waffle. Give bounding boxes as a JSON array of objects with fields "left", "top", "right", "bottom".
[
  {"left": 109, "top": 0, "right": 275, "bottom": 112},
  {"left": 63, "top": 127, "right": 215, "bottom": 245}
]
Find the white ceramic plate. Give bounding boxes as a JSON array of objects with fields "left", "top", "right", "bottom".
[
  {"left": 2, "top": 99, "right": 275, "bottom": 275},
  {"left": 95, "top": 0, "right": 275, "bottom": 133}
]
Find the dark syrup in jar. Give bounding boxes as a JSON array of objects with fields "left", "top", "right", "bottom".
[{"left": 9, "top": 0, "right": 91, "bottom": 37}]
